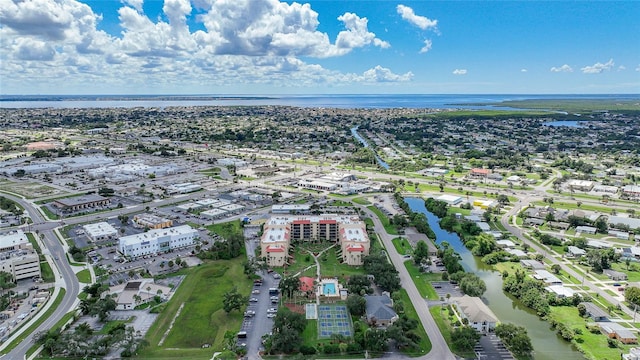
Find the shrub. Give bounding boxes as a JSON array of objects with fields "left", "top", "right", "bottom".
[{"left": 300, "top": 345, "right": 316, "bottom": 355}]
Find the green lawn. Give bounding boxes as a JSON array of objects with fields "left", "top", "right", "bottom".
[
  {"left": 429, "top": 306, "right": 475, "bottom": 359},
  {"left": 138, "top": 258, "right": 252, "bottom": 359},
  {"left": 40, "top": 206, "right": 59, "bottom": 220},
  {"left": 40, "top": 261, "right": 54, "bottom": 282},
  {"left": 548, "top": 306, "right": 632, "bottom": 360},
  {"left": 352, "top": 197, "right": 371, "bottom": 205},
  {"left": 76, "top": 269, "right": 91, "bottom": 283},
  {"left": 1, "top": 288, "right": 66, "bottom": 356},
  {"left": 397, "top": 289, "right": 432, "bottom": 357},
  {"left": 98, "top": 318, "right": 133, "bottom": 335},
  {"left": 392, "top": 237, "right": 412, "bottom": 255},
  {"left": 404, "top": 262, "right": 440, "bottom": 300},
  {"left": 206, "top": 219, "right": 243, "bottom": 239},
  {"left": 366, "top": 206, "right": 398, "bottom": 235}
]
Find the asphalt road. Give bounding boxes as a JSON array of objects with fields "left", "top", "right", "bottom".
[
  {"left": 0, "top": 192, "right": 81, "bottom": 360},
  {"left": 359, "top": 205, "right": 457, "bottom": 360}
]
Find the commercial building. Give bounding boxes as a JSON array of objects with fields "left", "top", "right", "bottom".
[
  {"left": 566, "top": 180, "right": 595, "bottom": 192},
  {"left": 622, "top": 185, "right": 640, "bottom": 197},
  {"left": 53, "top": 194, "right": 110, "bottom": 212},
  {"left": 0, "top": 230, "right": 32, "bottom": 253},
  {"left": 118, "top": 225, "right": 198, "bottom": 259},
  {"left": 0, "top": 254, "right": 41, "bottom": 281},
  {"left": 108, "top": 279, "right": 171, "bottom": 310},
  {"left": 166, "top": 183, "right": 202, "bottom": 194},
  {"left": 0, "top": 230, "right": 40, "bottom": 281},
  {"left": 260, "top": 214, "right": 370, "bottom": 267},
  {"left": 83, "top": 222, "right": 118, "bottom": 242},
  {"left": 132, "top": 214, "right": 173, "bottom": 230},
  {"left": 469, "top": 168, "right": 490, "bottom": 178}
]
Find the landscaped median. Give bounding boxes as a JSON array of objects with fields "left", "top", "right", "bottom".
[{"left": 0, "top": 288, "right": 66, "bottom": 356}]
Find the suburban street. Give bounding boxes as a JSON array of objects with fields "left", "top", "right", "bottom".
[{"left": 358, "top": 205, "right": 457, "bottom": 360}]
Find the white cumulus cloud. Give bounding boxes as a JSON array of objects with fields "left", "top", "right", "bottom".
[
  {"left": 335, "top": 12, "right": 389, "bottom": 50},
  {"left": 452, "top": 69, "right": 467, "bottom": 75},
  {"left": 122, "top": 0, "right": 144, "bottom": 12},
  {"left": 550, "top": 64, "right": 573, "bottom": 72},
  {"left": 581, "top": 58, "right": 614, "bottom": 74},
  {"left": 521, "top": 69, "right": 527, "bottom": 72},
  {"left": 397, "top": 5, "right": 437, "bottom": 30},
  {"left": 419, "top": 39, "right": 432, "bottom": 54},
  {"left": 361, "top": 65, "right": 413, "bottom": 82}
]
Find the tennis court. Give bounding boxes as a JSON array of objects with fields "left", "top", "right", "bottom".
[{"left": 317, "top": 304, "right": 353, "bottom": 338}]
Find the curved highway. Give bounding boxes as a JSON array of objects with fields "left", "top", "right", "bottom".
[{"left": 0, "top": 192, "right": 80, "bottom": 360}]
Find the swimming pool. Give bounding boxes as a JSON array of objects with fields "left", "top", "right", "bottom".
[{"left": 322, "top": 283, "right": 336, "bottom": 295}]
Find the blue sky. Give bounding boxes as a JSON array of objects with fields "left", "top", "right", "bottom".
[{"left": 0, "top": 0, "right": 638, "bottom": 94}]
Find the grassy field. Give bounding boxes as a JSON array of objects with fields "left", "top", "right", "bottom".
[
  {"left": 206, "top": 219, "right": 243, "bottom": 239},
  {"left": 531, "top": 200, "right": 612, "bottom": 213},
  {"left": 1, "top": 288, "right": 66, "bottom": 356},
  {"left": 404, "top": 262, "right": 440, "bottom": 300},
  {"left": 497, "top": 99, "right": 640, "bottom": 113},
  {"left": 0, "top": 181, "right": 68, "bottom": 199},
  {"left": 548, "top": 306, "right": 633, "bottom": 360},
  {"left": 392, "top": 237, "right": 411, "bottom": 255},
  {"left": 352, "top": 197, "right": 371, "bottom": 205},
  {"left": 75, "top": 269, "right": 91, "bottom": 283},
  {"left": 138, "top": 259, "right": 252, "bottom": 359},
  {"left": 397, "top": 289, "right": 432, "bottom": 357}
]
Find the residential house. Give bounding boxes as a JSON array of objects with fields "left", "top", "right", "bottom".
[
  {"left": 567, "top": 246, "right": 586, "bottom": 258},
  {"left": 581, "top": 302, "right": 609, "bottom": 322},
  {"left": 364, "top": 293, "right": 399, "bottom": 327},
  {"left": 599, "top": 322, "right": 638, "bottom": 344},
  {"left": 603, "top": 269, "right": 628, "bottom": 281}
]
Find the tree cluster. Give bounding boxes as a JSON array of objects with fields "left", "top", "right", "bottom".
[
  {"left": 502, "top": 270, "right": 550, "bottom": 316},
  {"left": 495, "top": 323, "right": 534, "bottom": 357},
  {"left": 363, "top": 251, "right": 401, "bottom": 292},
  {"left": 79, "top": 283, "right": 116, "bottom": 322},
  {"left": 35, "top": 322, "right": 145, "bottom": 358}
]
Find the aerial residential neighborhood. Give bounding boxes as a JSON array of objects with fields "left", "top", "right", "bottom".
[{"left": 0, "top": 98, "right": 639, "bottom": 360}]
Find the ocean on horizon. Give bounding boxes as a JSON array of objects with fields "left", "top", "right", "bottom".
[{"left": 0, "top": 94, "right": 638, "bottom": 110}]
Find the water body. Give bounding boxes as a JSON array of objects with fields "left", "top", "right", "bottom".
[
  {"left": 350, "top": 126, "right": 390, "bottom": 170},
  {"left": 404, "top": 198, "right": 585, "bottom": 360},
  {"left": 2, "top": 94, "right": 636, "bottom": 109},
  {"left": 544, "top": 121, "right": 584, "bottom": 128}
]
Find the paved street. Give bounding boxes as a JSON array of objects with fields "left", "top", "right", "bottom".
[{"left": 359, "top": 205, "right": 457, "bottom": 360}]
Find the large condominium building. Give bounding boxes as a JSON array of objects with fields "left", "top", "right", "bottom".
[
  {"left": 0, "top": 229, "right": 40, "bottom": 281},
  {"left": 118, "top": 225, "right": 198, "bottom": 259},
  {"left": 260, "top": 214, "right": 370, "bottom": 267}
]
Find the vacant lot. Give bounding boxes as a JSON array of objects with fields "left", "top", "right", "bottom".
[
  {"left": 138, "top": 258, "right": 252, "bottom": 359},
  {"left": 0, "top": 180, "right": 69, "bottom": 199}
]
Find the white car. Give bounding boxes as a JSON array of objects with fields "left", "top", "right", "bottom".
[
  {"left": 252, "top": 289, "right": 260, "bottom": 294},
  {"left": 267, "top": 308, "right": 278, "bottom": 313},
  {"left": 249, "top": 297, "right": 258, "bottom": 302},
  {"left": 267, "top": 313, "right": 276, "bottom": 318}
]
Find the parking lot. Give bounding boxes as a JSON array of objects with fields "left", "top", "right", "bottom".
[
  {"left": 238, "top": 271, "right": 280, "bottom": 354},
  {"left": 0, "top": 279, "right": 54, "bottom": 343},
  {"left": 476, "top": 333, "right": 515, "bottom": 360},
  {"left": 431, "top": 281, "right": 463, "bottom": 299}
]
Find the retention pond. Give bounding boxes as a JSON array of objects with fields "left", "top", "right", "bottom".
[{"left": 405, "top": 197, "right": 584, "bottom": 360}]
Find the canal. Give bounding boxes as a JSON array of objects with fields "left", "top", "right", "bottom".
[
  {"left": 405, "top": 197, "right": 584, "bottom": 360},
  {"left": 350, "top": 126, "right": 390, "bottom": 170}
]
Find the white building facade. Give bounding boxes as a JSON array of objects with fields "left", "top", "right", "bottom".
[{"left": 118, "top": 225, "right": 198, "bottom": 259}]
